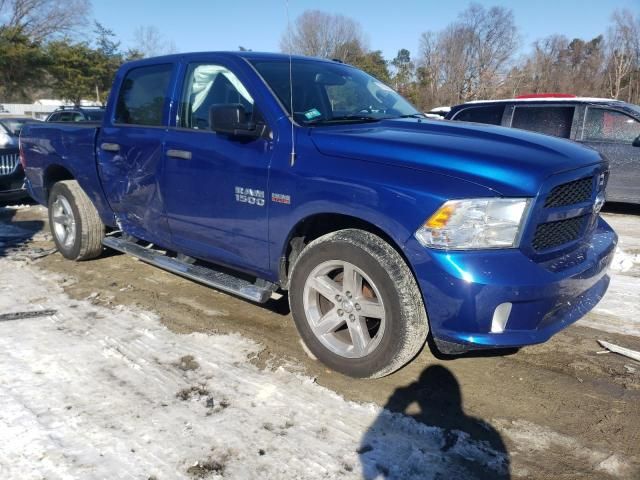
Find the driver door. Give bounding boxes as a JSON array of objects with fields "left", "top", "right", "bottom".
[{"left": 162, "top": 61, "right": 273, "bottom": 272}]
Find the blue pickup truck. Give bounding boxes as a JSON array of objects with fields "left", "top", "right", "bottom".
[{"left": 20, "top": 52, "right": 617, "bottom": 378}]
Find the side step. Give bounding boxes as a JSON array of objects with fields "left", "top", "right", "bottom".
[{"left": 102, "top": 235, "right": 275, "bottom": 303}]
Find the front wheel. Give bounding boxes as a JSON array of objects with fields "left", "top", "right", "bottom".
[
  {"left": 289, "top": 229, "right": 429, "bottom": 378},
  {"left": 48, "top": 180, "right": 105, "bottom": 261}
]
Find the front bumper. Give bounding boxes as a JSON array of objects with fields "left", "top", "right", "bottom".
[{"left": 405, "top": 217, "right": 617, "bottom": 354}]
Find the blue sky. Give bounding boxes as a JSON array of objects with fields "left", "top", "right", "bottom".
[{"left": 93, "top": 0, "right": 639, "bottom": 60}]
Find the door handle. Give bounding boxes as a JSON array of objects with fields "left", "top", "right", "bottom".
[
  {"left": 101, "top": 142, "right": 120, "bottom": 152},
  {"left": 166, "top": 149, "right": 192, "bottom": 160}
]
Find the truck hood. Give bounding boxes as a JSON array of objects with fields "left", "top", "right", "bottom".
[{"left": 309, "top": 118, "right": 604, "bottom": 196}]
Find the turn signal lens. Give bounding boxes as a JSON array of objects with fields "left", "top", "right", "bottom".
[{"left": 425, "top": 204, "right": 455, "bottom": 229}]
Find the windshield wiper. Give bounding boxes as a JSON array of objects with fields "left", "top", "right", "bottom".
[
  {"left": 306, "top": 115, "right": 382, "bottom": 125},
  {"left": 395, "top": 113, "right": 427, "bottom": 119}
]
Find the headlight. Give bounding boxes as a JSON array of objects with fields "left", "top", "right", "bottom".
[{"left": 415, "top": 198, "right": 531, "bottom": 249}]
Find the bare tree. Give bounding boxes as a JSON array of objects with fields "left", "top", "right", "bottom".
[
  {"left": 605, "top": 10, "right": 640, "bottom": 99},
  {"left": 415, "top": 32, "right": 441, "bottom": 106},
  {"left": 280, "top": 10, "right": 366, "bottom": 62},
  {"left": 132, "top": 25, "right": 176, "bottom": 58},
  {"left": 461, "top": 4, "right": 519, "bottom": 98},
  {"left": 528, "top": 35, "right": 571, "bottom": 93},
  {"left": 510, "top": 34, "right": 606, "bottom": 97},
  {"left": 416, "top": 3, "right": 518, "bottom": 106},
  {"left": 0, "top": 0, "right": 90, "bottom": 41}
]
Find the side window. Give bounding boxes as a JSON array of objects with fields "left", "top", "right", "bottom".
[
  {"left": 48, "top": 113, "right": 60, "bottom": 122},
  {"left": 115, "top": 63, "right": 173, "bottom": 126},
  {"left": 179, "top": 64, "right": 254, "bottom": 130},
  {"left": 583, "top": 108, "right": 640, "bottom": 143},
  {"left": 72, "top": 112, "right": 84, "bottom": 122},
  {"left": 511, "top": 106, "right": 574, "bottom": 138},
  {"left": 453, "top": 105, "right": 505, "bottom": 125},
  {"left": 58, "top": 112, "right": 74, "bottom": 122}
]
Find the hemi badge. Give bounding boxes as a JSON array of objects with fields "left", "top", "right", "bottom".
[{"left": 272, "top": 193, "right": 291, "bottom": 205}]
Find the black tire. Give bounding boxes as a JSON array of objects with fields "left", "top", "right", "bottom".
[
  {"left": 289, "top": 229, "right": 429, "bottom": 378},
  {"left": 48, "top": 180, "right": 105, "bottom": 261}
]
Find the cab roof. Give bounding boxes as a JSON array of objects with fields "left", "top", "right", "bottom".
[{"left": 123, "top": 51, "right": 341, "bottom": 68}]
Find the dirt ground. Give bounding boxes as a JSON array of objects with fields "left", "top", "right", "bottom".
[{"left": 3, "top": 203, "right": 640, "bottom": 479}]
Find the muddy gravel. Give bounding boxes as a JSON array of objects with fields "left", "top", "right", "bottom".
[{"left": 2, "top": 203, "right": 639, "bottom": 479}]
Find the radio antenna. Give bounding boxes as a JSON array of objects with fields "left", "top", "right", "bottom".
[{"left": 286, "top": 0, "right": 296, "bottom": 166}]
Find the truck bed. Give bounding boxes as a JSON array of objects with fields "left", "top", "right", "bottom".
[{"left": 20, "top": 123, "right": 115, "bottom": 226}]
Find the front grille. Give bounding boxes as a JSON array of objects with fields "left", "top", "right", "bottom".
[
  {"left": 0, "top": 152, "right": 19, "bottom": 175},
  {"left": 544, "top": 177, "right": 593, "bottom": 208},
  {"left": 532, "top": 215, "right": 587, "bottom": 251}
]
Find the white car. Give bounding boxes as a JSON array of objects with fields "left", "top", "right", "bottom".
[{"left": 424, "top": 106, "right": 451, "bottom": 119}]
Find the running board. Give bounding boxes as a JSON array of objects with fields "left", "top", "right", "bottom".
[{"left": 102, "top": 236, "right": 274, "bottom": 303}]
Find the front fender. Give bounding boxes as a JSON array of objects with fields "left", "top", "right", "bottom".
[{"left": 267, "top": 139, "right": 497, "bottom": 276}]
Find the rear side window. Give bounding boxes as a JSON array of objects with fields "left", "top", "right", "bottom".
[
  {"left": 511, "top": 106, "right": 574, "bottom": 138},
  {"left": 59, "top": 112, "right": 76, "bottom": 122},
  {"left": 583, "top": 108, "right": 640, "bottom": 143},
  {"left": 83, "top": 110, "right": 105, "bottom": 122},
  {"left": 115, "top": 64, "right": 173, "bottom": 126},
  {"left": 453, "top": 105, "right": 505, "bottom": 125}
]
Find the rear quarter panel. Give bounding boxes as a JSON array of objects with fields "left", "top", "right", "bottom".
[{"left": 21, "top": 123, "right": 115, "bottom": 225}]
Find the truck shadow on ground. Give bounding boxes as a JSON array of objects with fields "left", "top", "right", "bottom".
[
  {"left": 359, "top": 365, "right": 510, "bottom": 479},
  {"left": 0, "top": 204, "right": 44, "bottom": 258}
]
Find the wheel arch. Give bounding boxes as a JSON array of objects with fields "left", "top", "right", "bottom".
[
  {"left": 278, "top": 212, "right": 415, "bottom": 289},
  {"left": 43, "top": 164, "right": 75, "bottom": 201}
]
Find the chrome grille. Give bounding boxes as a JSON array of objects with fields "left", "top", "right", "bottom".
[
  {"left": 532, "top": 215, "right": 587, "bottom": 251},
  {"left": 544, "top": 177, "right": 593, "bottom": 208},
  {"left": 0, "top": 152, "right": 19, "bottom": 175}
]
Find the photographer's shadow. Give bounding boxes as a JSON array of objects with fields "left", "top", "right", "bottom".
[{"left": 359, "top": 365, "right": 510, "bottom": 479}]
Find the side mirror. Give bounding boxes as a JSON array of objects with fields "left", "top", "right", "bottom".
[
  {"left": 633, "top": 135, "right": 640, "bottom": 147},
  {"left": 209, "top": 104, "right": 259, "bottom": 138}
]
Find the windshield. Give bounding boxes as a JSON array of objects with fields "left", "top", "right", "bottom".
[
  {"left": 250, "top": 59, "right": 420, "bottom": 125},
  {"left": 0, "top": 118, "right": 30, "bottom": 136},
  {"left": 83, "top": 110, "right": 105, "bottom": 121}
]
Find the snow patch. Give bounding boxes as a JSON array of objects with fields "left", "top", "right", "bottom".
[
  {"left": 496, "top": 419, "right": 631, "bottom": 477},
  {"left": 610, "top": 247, "right": 640, "bottom": 273},
  {"left": 582, "top": 245, "right": 640, "bottom": 337},
  {"left": 0, "top": 259, "right": 508, "bottom": 479},
  {"left": 0, "top": 204, "right": 33, "bottom": 211}
]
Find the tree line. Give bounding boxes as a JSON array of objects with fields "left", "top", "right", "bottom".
[
  {"left": 0, "top": 0, "right": 174, "bottom": 104},
  {"left": 2, "top": 1, "right": 639, "bottom": 109},
  {"left": 282, "top": 5, "right": 640, "bottom": 109}
]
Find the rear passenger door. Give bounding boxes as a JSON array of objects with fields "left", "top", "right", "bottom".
[
  {"left": 506, "top": 105, "right": 577, "bottom": 139},
  {"left": 97, "top": 63, "right": 176, "bottom": 245},
  {"left": 578, "top": 107, "right": 640, "bottom": 203}
]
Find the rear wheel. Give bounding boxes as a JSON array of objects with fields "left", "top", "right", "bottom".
[
  {"left": 289, "top": 229, "right": 429, "bottom": 378},
  {"left": 48, "top": 180, "right": 104, "bottom": 261}
]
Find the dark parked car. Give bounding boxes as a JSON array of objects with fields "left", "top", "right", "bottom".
[
  {"left": 0, "top": 147, "right": 25, "bottom": 201},
  {"left": 446, "top": 96, "right": 640, "bottom": 204},
  {"left": 0, "top": 116, "right": 37, "bottom": 148},
  {"left": 0, "top": 117, "right": 37, "bottom": 200},
  {"left": 45, "top": 106, "right": 105, "bottom": 123}
]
